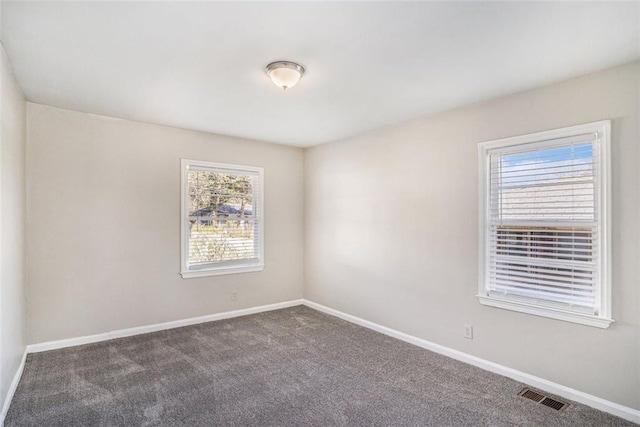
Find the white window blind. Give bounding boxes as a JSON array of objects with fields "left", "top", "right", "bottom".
[
  {"left": 478, "top": 121, "right": 612, "bottom": 328},
  {"left": 180, "top": 160, "right": 264, "bottom": 278}
]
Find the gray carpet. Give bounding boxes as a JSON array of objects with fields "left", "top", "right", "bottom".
[{"left": 5, "top": 305, "right": 634, "bottom": 426}]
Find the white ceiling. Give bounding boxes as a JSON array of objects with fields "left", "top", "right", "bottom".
[{"left": 2, "top": 1, "right": 638, "bottom": 147}]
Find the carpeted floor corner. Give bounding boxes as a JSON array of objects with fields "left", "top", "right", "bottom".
[{"left": 5, "top": 305, "right": 634, "bottom": 426}]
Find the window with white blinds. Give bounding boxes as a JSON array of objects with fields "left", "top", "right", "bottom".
[
  {"left": 180, "top": 160, "right": 264, "bottom": 278},
  {"left": 478, "top": 121, "right": 612, "bottom": 328}
]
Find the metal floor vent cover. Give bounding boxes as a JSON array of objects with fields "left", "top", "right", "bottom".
[{"left": 518, "top": 388, "right": 569, "bottom": 412}]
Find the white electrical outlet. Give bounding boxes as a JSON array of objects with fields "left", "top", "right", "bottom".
[
  {"left": 231, "top": 291, "right": 238, "bottom": 301},
  {"left": 464, "top": 324, "right": 473, "bottom": 339}
]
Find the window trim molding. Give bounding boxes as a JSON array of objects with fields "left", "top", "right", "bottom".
[
  {"left": 477, "top": 120, "right": 613, "bottom": 328},
  {"left": 180, "top": 159, "right": 265, "bottom": 279}
]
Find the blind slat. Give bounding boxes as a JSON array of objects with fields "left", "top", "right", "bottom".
[
  {"left": 489, "top": 285, "right": 595, "bottom": 305},
  {"left": 491, "top": 244, "right": 593, "bottom": 254},
  {"left": 489, "top": 266, "right": 594, "bottom": 283},
  {"left": 489, "top": 272, "right": 595, "bottom": 290}
]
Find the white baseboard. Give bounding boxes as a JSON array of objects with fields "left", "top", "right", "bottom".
[
  {"left": 302, "top": 299, "right": 640, "bottom": 425},
  {"left": 0, "top": 349, "right": 27, "bottom": 426},
  {"left": 27, "top": 299, "right": 304, "bottom": 353}
]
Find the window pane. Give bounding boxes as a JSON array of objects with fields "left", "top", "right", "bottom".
[
  {"left": 187, "top": 170, "right": 257, "bottom": 266},
  {"left": 490, "top": 143, "right": 595, "bottom": 222},
  {"left": 489, "top": 225, "right": 596, "bottom": 309},
  {"left": 485, "top": 138, "right": 600, "bottom": 314}
]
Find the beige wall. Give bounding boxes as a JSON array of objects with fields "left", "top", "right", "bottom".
[
  {"left": 0, "top": 44, "right": 26, "bottom": 403},
  {"left": 26, "top": 103, "right": 304, "bottom": 344},
  {"left": 304, "top": 61, "right": 640, "bottom": 410}
]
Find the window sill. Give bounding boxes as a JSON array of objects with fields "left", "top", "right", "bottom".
[
  {"left": 180, "top": 264, "right": 264, "bottom": 279},
  {"left": 477, "top": 295, "right": 614, "bottom": 329}
]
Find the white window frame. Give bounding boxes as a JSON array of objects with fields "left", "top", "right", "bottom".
[
  {"left": 180, "top": 159, "right": 264, "bottom": 278},
  {"left": 477, "top": 121, "right": 612, "bottom": 328}
]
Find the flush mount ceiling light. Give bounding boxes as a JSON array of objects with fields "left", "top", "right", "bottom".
[{"left": 265, "top": 61, "right": 305, "bottom": 90}]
